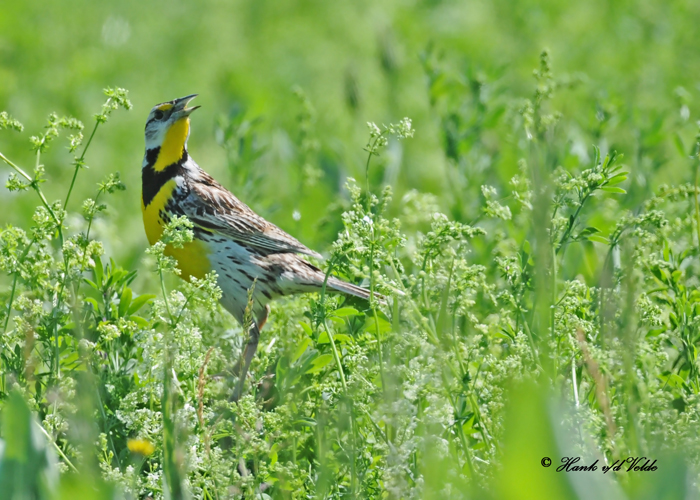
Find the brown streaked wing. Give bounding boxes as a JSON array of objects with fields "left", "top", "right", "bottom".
[{"left": 182, "top": 172, "right": 323, "bottom": 259}]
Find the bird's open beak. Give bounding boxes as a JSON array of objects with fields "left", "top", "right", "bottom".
[{"left": 172, "top": 94, "right": 200, "bottom": 119}]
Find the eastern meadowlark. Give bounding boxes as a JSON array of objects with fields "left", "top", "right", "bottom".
[{"left": 141, "top": 95, "right": 376, "bottom": 401}]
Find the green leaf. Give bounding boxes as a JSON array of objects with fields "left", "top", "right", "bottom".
[
  {"left": 305, "top": 353, "right": 333, "bottom": 374},
  {"left": 327, "top": 316, "right": 345, "bottom": 327},
  {"left": 332, "top": 307, "right": 360, "bottom": 317},
  {"left": 605, "top": 172, "right": 628, "bottom": 185},
  {"left": 126, "top": 294, "right": 156, "bottom": 316},
  {"left": 462, "top": 420, "right": 480, "bottom": 435},
  {"left": 0, "top": 391, "right": 59, "bottom": 497},
  {"left": 588, "top": 234, "right": 610, "bottom": 244},
  {"left": 495, "top": 330, "right": 514, "bottom": 341},
  {"left": 292, "top": 337, "right": 312, "bottom": 363},
  {"left": 673, "top": 132, "right": 686, "bottom": 157},
  {"left": 84, "top": 297, "right": 99, "bottom": 311},
  {"left": 575, "top": 227, "right": 600, "bottom": 240},
  {"left": 299, "top": 321, "right": 313, "bottom": 336},
  {"left": 269, "top": 443, "right": 279, "bottom": 468},
  {"left": 292, "top": 417, "right": 317, "bottom": 428},
  {"left": 317, "top": 331, "right": 353, "bottom": 344},
  {"left": 600, "top": 186, "right": 626, "bottom": 194},
  {"left": 118, "top": 287, "right": 132, "bottom": 318},
  {"left": 130, "top": 316, "right": 150, "bottom": 328},
  {"left": 83, "top": 278, "right": 99, "bottom": 290},
  {"left": 659, "top": 372, "right": 685, "bottom": 389},
  {"left": 364, "top": 316, "right": 392, "bottom": 335},
  {"left": 59, "top": 322, "right": 76, "bottom": 332},
  {"left": 93, "top": 254, "right": 104, "bottom": 287},
  {"left": 669, "top": 311, "right": 678, "bottom": 328}
]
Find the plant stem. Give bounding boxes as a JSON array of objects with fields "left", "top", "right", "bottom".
[
  {"left": 0, "top": 150, "right": 66, "bottom": 382},
  {"left": 3, "top": 272, "right": 19, "bottom": 335},
  {"left": 2, "top": 237, "right": 37, "bottom": 336},
  {"left": 319, "top": 259, "right": 347, "bottom": 391},
  {"left": 387, "top": 255, "right": 477, "bottom": 476},
  {"left": 159, "top": 268, "right": 174, "bottom": 325},
  {"left": 571, "top": 356, "right": 579, "bottom": 408},
  {"left": 0, "top": 151, "right": 32, "bottom": 182},
  {"left": 319, "top": 259, "right": 360, "bottom": 496},
  {"left": 694, "top": 160, "right": 700, "bottom": 249},
  {"left": 94, "top": 385, "right": 121, "bottom": 469},
  {"left": 556, "top": 191, "right": 591, "bottom": 255},
  {"left": 64, "top": 101, "right": 107, "bottom": 209},
  {"left": 0, "top": 151, "right": 62, "bottom": 237},
  {"left": 551, "top": 243, "right": 558, "bottom": 376},
  {"left": 440, "top": 368, "right": 475, "bottom": 479},
  {"left": 387, "top": 257, "right": 439, "bottom": 345},
  {"left": 368, "top": 233, "right": 386, "bottom": 392},
  {"left": 37, "top": 423, "right": 78, "bottom": 473}
]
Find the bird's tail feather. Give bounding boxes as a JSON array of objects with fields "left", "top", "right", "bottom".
[{"left": 328, "top": 277, "right": 387, "bottom": 304}]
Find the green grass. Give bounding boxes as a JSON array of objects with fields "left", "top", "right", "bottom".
[{"left": 2, "top": 1, "right": 700, "bottom": 498}]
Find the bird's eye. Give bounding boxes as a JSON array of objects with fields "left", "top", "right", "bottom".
[{"left": 154, "top": 110, "right": 165, "bottom": 120}]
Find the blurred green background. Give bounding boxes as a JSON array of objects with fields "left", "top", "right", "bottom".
[{"left": 3, "top": 0, "right": 700, "bottom": 277}]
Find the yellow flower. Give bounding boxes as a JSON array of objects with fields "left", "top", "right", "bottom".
[{"left": 127, "top": 438, "right": 155, "bottom": 457}]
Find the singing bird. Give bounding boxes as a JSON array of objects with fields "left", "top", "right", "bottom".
[{"left": 141, "top": 95, "right": 376, "bottom": 400}]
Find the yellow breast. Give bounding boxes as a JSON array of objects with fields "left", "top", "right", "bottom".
[{"left": 141, "top": 179, "right": 211, "bottom": 282}]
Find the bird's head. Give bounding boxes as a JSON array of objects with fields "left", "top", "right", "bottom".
[{"left": 144, "top": 94, "right": 200, "bottom": 151}]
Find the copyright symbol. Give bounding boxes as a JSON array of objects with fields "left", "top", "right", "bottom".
[{"left": 541, "top": 457, "right": 552, "bottom": 467}]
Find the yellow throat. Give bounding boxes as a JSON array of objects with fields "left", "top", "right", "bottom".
[{"left": 141, "top": 117, "right": 211, "bottom": 281}]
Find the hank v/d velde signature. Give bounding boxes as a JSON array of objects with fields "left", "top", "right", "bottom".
[{"left": 541, "top": 456, "right": 658, "bottom": 473}]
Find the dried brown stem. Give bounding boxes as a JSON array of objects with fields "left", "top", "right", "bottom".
[
  {"left": 197, "top": 347, "right": 215, "bottom": 430},
  {"left": 576, "top": 328, "right": 616, "bottom": 440}
]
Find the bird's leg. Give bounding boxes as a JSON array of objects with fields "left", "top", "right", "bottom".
[
  {"left": 231, "top": 305, "right": 270, "bottom": 402},
  {"left": 258, "top": 304, "right": 270, "bottom": 330},
  {"left": 231, "top": 322, "right": 259, "bottom": 402}
]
